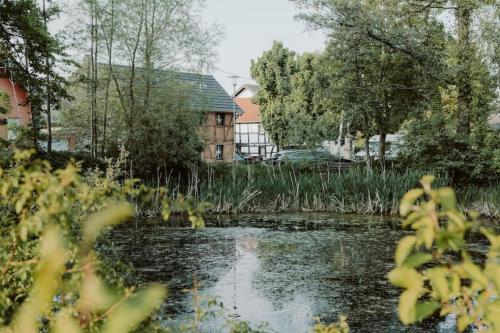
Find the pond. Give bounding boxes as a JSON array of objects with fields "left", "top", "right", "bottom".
[{"left": 107, "top": 214, "right": 492, "bottom": 332}]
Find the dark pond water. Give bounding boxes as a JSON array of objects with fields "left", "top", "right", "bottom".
[{"left": 106, "top": 214, "right": 492, "bottom": 333}]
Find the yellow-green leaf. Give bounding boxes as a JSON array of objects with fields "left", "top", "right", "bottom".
[
  {"left": 400, "top": 189, "right": 424, "bottom": 217},
  {"left": 427, "top": 267, "right": 450, "bottom": 301},
  {"left": 415, "top": 301, "right": 440, "bottom": 322},
  {"left": 399, "top": 289, "right": 419, "bottom": 325},
  {"left": 403, "top": 253, "right": 432, "bottom": 268},
  {"left": 388, "top": 267, "right": 423, "bottom": 290},
  {"left": 435, "top": 188, "right": 456, "bottom": 210},
  {"left": 395, "top": 236, "right": 416, "bottom": 266},
  {"left": 461, "top": 262, "right": 489, "bottom": 290},
  {"left": 101, "top": 285, "right": 167, "bottom": 333}
]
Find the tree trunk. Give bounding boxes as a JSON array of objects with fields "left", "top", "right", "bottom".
[
  {"left": 89, "top": 0, "right": 97, "bottom": 158},
  {"left": 379, "top": 131, "right": 387, "bottom": 165},
  {"left": 102, "top": 0, "right": 114, "bottom": 156},
  {"left": 456, "top": 1, "right": 473, "bottom": 136},
  {"left": 365, "top": 135, "right": 371, "bottom": 169},
  {"left": 42, "top": 0, "right": 52, "bottom": 154}
]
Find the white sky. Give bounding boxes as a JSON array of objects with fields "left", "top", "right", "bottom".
[
  {"left": 50, "top": 0, "right": 326, "bottom": 94},
  {"left": 202, "top": 0, "right": 326, "bottom": 93}
]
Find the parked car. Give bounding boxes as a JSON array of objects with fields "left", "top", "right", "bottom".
[
  {"left": 266, "top": 149, "right": 353, "bottom": 165},
  {"left": 235, "top": 151, "right": 260, "bottom": 164},
  {"left": 355, "top": 134, "right": 405, "bottom": 161}
]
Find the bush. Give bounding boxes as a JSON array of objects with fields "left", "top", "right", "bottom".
[
  {"left": 390, "top": 176, "right": 500, "bottom": 332},
  {"left": 0, "top": 150, "right": 205, "bottom": 332}
]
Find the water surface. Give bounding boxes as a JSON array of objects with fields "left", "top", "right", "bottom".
[{"left": 107, "top": 214, "right": 492, "bottom": 332}]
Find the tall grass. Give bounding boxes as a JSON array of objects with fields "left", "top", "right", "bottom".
[
  {"left": 194, "top": 164, "right": 451, "bottom": 215},
  {"left": 457, "top": 184, "right": 500, "bottom": 218},
  {"left": 140, "top": 164, "right": 500, "bottom": 218}
]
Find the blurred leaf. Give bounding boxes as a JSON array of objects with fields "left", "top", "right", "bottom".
[
  {"left": 403, "top": 253, "right": 432, "bottom": 268},
  {"left": 400, "top": 189, "right": 424, "bottom": 217},
  {"left": 435, "top": 188, "right": 456, "bottom": 210},
  {"left": 388, "top": 267, "right": 423, "bottom": 290},
  {"left": 101, "top": 285, "right": 167, "bottom": 333},
  {"left": 83, "top": 203, "right": 134, "bottom": 248},
  {"left": 461, "top": 262, "right": 489, "bottom": 289},
  {"left": 415, "top": 301, "right": 440, "bottom": 322},
  {"left": 13, "top": 227, "right": 67, "bottom": 333},
  {"left": 395, "top": 236, "right": 416, "bottom": 266},
  {"left": 399, "top": 289, "right": 419, "bottom": 325},
  {"left": 427, "top": 267, "right": 449, "bottom": 301},
  {"left": 51, "top": 313, "right": 81, "bottom": 333}
]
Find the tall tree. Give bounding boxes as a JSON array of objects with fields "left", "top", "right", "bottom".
[
  {"left": 291, "top": 0, "right": 497, "bottom": 137},
  {"left": 250, "top": 41, "right": 298, "bottom": 147},
  {"left": 0, "top": 0, "right": 70, "bottom": 149}
]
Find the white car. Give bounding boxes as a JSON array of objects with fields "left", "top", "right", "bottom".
[{"left": 355, "top": 134, "right": 405, "bottom": 161}]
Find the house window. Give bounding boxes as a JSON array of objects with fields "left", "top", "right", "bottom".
[
  {"left": 215, "top": 144, "right": 224, "bottom": 160},
  {"left": 216, "top": 113, "right": 225, "bottom": 126},
  {"left": 7, "top": 118, "right": 20, "bottom": 140}
]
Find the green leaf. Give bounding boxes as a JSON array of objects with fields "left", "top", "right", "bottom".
[
  {"left": 457, "top": 315, "right": 473, "bottom": 332},
  {"left": 83, "top": 202, "right": 134, "bottom": 248},
  {"left": 427, "top": 267, "right": 449, "bottom": 301},
  {"left": 101, "top": 285, "right": 167, "bottom": 333},
  {"left": 403, "top": 253, "right": 432, "bottom": 268},
  {"left": 435, "top": 188, "right": 456, "bottom": 210},
  {"left": 415, "top": 301, "right": 440, "bottom": 322},
  {"left": 420, "top": 175, "right": 435, "bottom": 188},
  {"left": 398, "top": 289, "right": 419, "bottom": 325},
  {"left": 461, "top": 262, "right": 489, "bottom": 290},
  {"left": 395, "top": 236, "right": 416, "bottom": 266},
  {"left": 400, "top": 189, "right": 424, "bottom": 217},
  {"left": 388, "top": 267, "right": 423, "bottom": 290}
]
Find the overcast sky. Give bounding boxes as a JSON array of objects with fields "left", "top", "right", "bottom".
[
  {"left": 202, "top": 0, "right": 326, "bottom": 93},
  {"left": 51, "top": 0, "right": 326, "bottom": 94}
]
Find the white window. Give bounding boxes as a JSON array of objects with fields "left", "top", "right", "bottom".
[
  {"left": 215, "top": 144, "right": 224, "bottom": 160},
  {"left": 259, "top": 124, "right": 265, "bottom": 134},
  {"left": 248, "top": 124, "right": 259, "bottom": 133},
  {"left": 249, "top": 134, "right": 259, "bottom": 143},
  {"left": 216, "top": 113, "right": 225, "bottom": 126},
  {"left": 240, "top": 124, "right": 248, "bottom": 133},
  {"left": 259, "top": 134, "right": 266, "bottom": 144},
  {"left": 7, "top": 118, "right": 20, "bottom": 140},
  {"left": 250, "top": 146, "right": 259, "bottom": 154},
  {"left": 240, "top": 133, "right": 249, "bottom": 144}
]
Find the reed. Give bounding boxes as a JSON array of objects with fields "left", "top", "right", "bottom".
[
  {"left": 137, "top": 164, "right": 500, "bottom": 218},
  {"left": 194, "top": 164, "right": 452, "bottom": 215}
]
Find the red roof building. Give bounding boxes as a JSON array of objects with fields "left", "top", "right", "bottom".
[
  {"left": 0, "top": 67, "right": 32, "bottom": 140},
  {"left": 234, "top": 84, "right": 277, "bottom": 159}
]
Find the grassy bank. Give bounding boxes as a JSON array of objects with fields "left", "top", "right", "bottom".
[{"left": 165, "top": 164, "right": 497, "bottom": 218}]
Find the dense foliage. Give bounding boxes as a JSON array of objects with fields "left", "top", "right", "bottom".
[
  {"left": 390, "top": 176, "right": 500, "bottom": 332},
  {"left": 0, "top": 0, "right": 71, "bottom": 147},
  {"left": 59, "top": 0, "right": 221, "bottom": 167},
  {"left": 251, "top": 0, "right": 499, "bottom": 176},
  {"left": 0, "top": 150, "right": 206, "bottom": 332}
]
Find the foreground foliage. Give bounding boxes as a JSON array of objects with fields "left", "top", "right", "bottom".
[
  {"left": 0, "top": 151, "right": 205, "bottom": 332},
  {"left": 390, "top": 176, "right": 500, "bottom": 332}
]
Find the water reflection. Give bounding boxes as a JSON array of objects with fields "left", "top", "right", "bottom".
[{"left": 107, "top": 213, "right": 488, "bottom": 332}]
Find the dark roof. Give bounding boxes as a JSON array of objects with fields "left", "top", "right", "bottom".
[
  {"left": 88, "top": 60, "right": 241, "bottom": 114},
  {"left": 171, "top": 72, "right": 242, "bottom": 113}
]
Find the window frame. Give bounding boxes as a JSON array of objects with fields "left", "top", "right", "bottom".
[
  {"left": 215, "top": 144, "right": 224, "bottom": 161},
  {"left": 215, "top": 113, "right": 225, "bottom": 126}
]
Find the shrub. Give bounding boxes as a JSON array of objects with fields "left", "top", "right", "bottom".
[{"left": 390, "top": 176, "right": 500, "bottom": 332}]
